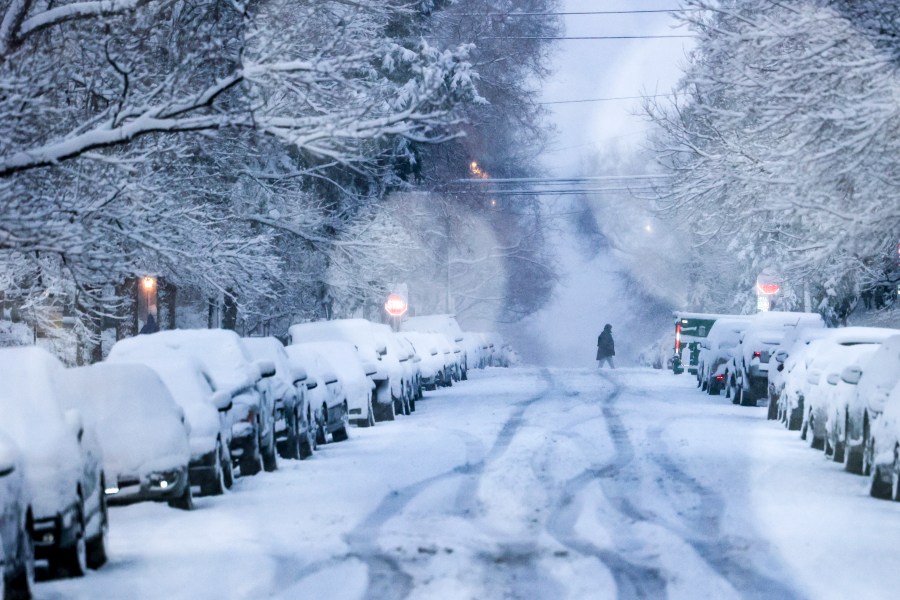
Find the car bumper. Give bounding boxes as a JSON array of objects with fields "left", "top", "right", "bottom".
[
  {"left": 105, "top": 467, "right": 190, "bottom": 506},
  {"left": 32, "top": 503, "right": 81, "bottom": 558},
  {"left": 230, "top": 428, "right": 260, "bottom": 463}
]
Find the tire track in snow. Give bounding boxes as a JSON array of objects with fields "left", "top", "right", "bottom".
[
  {"left": 544, "top": 372, "right": 669, "bottom": 600},
  {"left": 647, "top": 426, "right": 804, "bottom": 599},
  {"left": 341, "top": 369, "right": 556, "bottom": 600}
]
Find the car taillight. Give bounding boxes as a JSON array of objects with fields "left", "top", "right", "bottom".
[
  {"left": 715, "top": 374, "right": 725, "bottom": 381},
  {"left": 753, "top": 351, "right": 761, "bottom": 358},
  {"left": 675, "top": 323, "right": 682, "bottom": 352}
]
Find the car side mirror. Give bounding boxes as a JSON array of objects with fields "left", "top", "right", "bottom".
[
  {"left": 306, "top": 380, "right": 318, "bottom": 390},
  {"left": 292, "top": 366, "right": 308, "bottom": 385},
  {"left": 826, "top": 372, "right": 840, "bottom": 385},
  {"left": 361, "top": 362, "right": 378, "bottom": 377},
  {"left": 64, "top": 408, "right": 85, "bottom": 443},
  {"left": 376, "top": 343, "right": 387, "bottom": 356},
  {"left": 777, "top": 363, "right": 784, "bottom": 372},
  {"left": 0, "top": 454, "right": 15, "bottom": 478},
  {"left": 256, "top": 360, "right": 276, "bottom": 379},
  {"left": 210, "top": 391, "right": 233, "bottom": 412},
  {"left": 840, "top": 365, "right": 863, "bottom": 385},
  {"left": 774, "top": 350, "right": 788, "bottom": 364}
]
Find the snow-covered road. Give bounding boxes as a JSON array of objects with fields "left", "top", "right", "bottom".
[{"left": 37, "top": 367, "right": 900, "bottom": 599}]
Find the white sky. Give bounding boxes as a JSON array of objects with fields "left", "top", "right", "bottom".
[
  {"left": 507, "top": 2, "right": 693, "bottom": 366},
  {"left": 539, "top": 0, "right": 694, "bottom": 175}
]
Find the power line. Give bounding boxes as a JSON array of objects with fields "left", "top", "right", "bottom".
[
  {"left": 479, "top": 34, "right": 693, "bottom": 40},
  {"left": 539, "top": 93, "right": 673, "bottom": 105},
  {"left": 454, "top": 175, "right": 671, "bottom": 184},
  {"left": 454, "top": 9, "right": 698, "bottom": 16}
]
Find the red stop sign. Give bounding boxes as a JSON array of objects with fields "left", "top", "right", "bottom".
[{"left": 384, "top": 294, "right": 408, "bottom": 317}]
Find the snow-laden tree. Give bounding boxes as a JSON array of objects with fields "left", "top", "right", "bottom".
[
  {"left": 0, "top": 0, "right": 480, "bottom": 337},
  {"left": 648, "top": 0, "right": 900, "bottom": 318}
]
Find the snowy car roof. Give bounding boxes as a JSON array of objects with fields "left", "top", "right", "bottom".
[
  {"left": 109, "top": 329, "right": 260, "bottom": 395},
  {"left": 400, "top": 314, "right": 465, "bottom": 340}
]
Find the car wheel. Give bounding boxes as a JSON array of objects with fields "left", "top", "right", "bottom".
[
  {"left": 240, "top": 454, "right": 262, "bottom": 477},
  {"left": 870, "top": 462, "right": 893, "bottom": 499},
  {"left": 847, "top": 417, "right": 869, "bottom": 475},
  {"left": 167, "top": 481, "right": 194, "bottom": 511},
  {"left": 9, "top": 517, "right": 35, "bottom": 598},
  {"left": 788, "top": 402, "right": 803, "bottom": 431},
  {"left": 807, "top": 413, "right": 824, "bottom": 450},
  {"left": 299, "top": 407, "right": 315, "bottom": 458},
  {"left": 223, "top": 448, "right": 235, "bottom": 489},
  {"left": 282, "top": 426, "right": 301, "bottom": 460},
  {"left": 863, "top": 430, "right": 876, "bottom": 477},
  {"left": 332, "top": 425, "right": 349, "bottom": 442},
  {"left": 316, "top": 407, "right": 328, "bottom": 445},
  {"left": 739, "top": 386, "right": 755, "bottom": 407},
  {"left": 831, "top": 414, "right": 846, "bottom": 463},
  {"left": 356, "top": 395, "right": 375, "bottom": 428},
  {"left": 203, "top": 445, "right": 227, "bottom": 496},
  {"left": 767, "top": 396, "right": 778, "bottom": 420},
  {"left": 262, "top": 438, "right": 278, "bottom": 472},
  {"left": 51, "top": 500, "right": 87, "bottom": 578},
  {"left": 374, "top": 398, "right": 395, "bottom": 422},
  {"left": 86, "top": 487, "right": 109, "bottom": 569},
  {"left": 832, "top": 437, "right": 845, "bottom": 463}
]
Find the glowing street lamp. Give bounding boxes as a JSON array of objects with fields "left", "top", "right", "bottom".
[{"left": 142, "top": 276, "right": 156, "bottom": 291}]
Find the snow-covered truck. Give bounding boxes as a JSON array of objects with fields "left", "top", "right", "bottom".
[{"left": 672, "top": 312, "right": 735, "bottom": 375}]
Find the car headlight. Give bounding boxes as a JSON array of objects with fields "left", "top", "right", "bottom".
[{"left": 148, "top": 470, "right": 180, "bottom": 489}]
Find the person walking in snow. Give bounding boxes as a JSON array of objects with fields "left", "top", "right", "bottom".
[
  {"left": 140, "top": 314, "right": 159, "bottom": 335},
  {"left": 596, "top": 324, "right": 615, "bottom": 369}
]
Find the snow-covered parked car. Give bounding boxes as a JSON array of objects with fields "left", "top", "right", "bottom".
[
  {"left": 398, "top": 331, "right": 445, "bottom": 390},
  {"left": 769, "top": 327, "right": 829, "bottom": 423},
  {"left": 394, "top": 334, "right": 423, "bottom": 402},
  {"left": 371, "top": 323, "right": 418, "bottom": 414},
  {"left": 727, "top": 328, "right": 786, "bottom": 407},
  {"left": 110, "top": 356, "right": 236, "bottom": 497},
  {"left": 284, "top": 344, "right": 350, "bottom": 444},
  {"left": 819, "top": 344, "right": 881, "bottom": 463},
  {"left": 843, "top": 334, "right": 900, "bottom": 476},
  {"left": 109, "top": 329, "right": 279, "bottom": 477},
  {"left": 725, "top": 311, "right": 825, "bottom": 406},
  {"left": 63, "top": 363, "right": 194, "bottom": 510},
  {"left": 800, "top": 327, "right": 900, "bottom": 450},
  {"left": 289, "top": 319, "right": 400, "bottom": 422},
  {"left": 868, "top": 378, "right": 900, "bottom": 500},
  {"left": 400, "top": 314, "right": 473, "bottom": 379},
  {"left": 0, "top": 432, "right": 34, "bottom": 599},
  {"left": 0, "top": 347, "right": 107, "bottom": 578},
  {"left": 696, "top": 316, "right": 750, "bottom": 396},
  {"left": 242, "top": 337, "right": 314, "bottom": 460},
  {"left": 308, "top": 340, "right": 376, "bottom": 428}
]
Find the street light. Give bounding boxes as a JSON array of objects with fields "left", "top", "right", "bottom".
[{"left": 142, "top": 276, "right": 156, "bottom": 291}]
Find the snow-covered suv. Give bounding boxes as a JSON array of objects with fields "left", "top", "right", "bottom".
[
  {"left": 0, "top": 432, "right": 34, "bottom": 598},
  {"left": 0, "top": 347, "right": 108, "bottom": 579},
  {"left": 109, "top": 329, "right": 279, "bottom": 477}
]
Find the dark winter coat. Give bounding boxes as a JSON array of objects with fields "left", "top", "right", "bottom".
[
  {"left": 596, "top": 327, "right": 615, "bottom": 360},
  {"left": 140, "top": 314, "right": 159, "bottom": 335}
]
